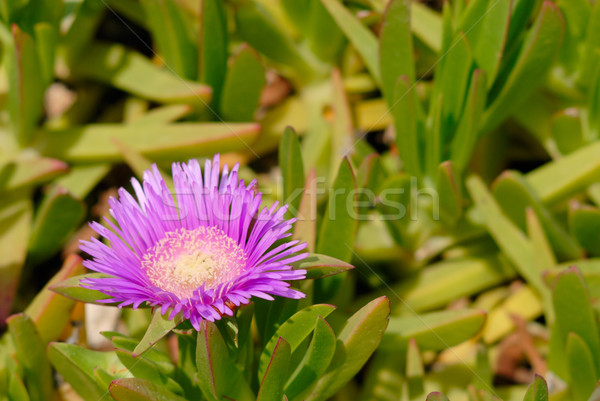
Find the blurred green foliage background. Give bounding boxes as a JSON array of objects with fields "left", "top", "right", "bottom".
[{"left": 2, "top": 0, "right": 600, "bottom": 400}]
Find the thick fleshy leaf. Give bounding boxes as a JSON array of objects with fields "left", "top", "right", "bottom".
[
  {"left": 437, "top": 161, "right": 462, "bottom": 224},
  {"left": 330, "top": 68, "right": 353, "bottom": 172},
  {"left": 316, "top": 159, "right": 358, "bottom": 300},
  {"left": 71, "top": 43, "right": 211, "bottom": 105},
  {"left": 109, "top": 378, "right": 187, "bottom": 401},
  {"left": 437, "top": 32, "right": 472, "bottom": 139},
  {"left": 1, "top": 156, "right": 67, "bottom": 192},
  {"left": 54, "top": 164, "right": 110, "bottom": 199},
  {"left": 406, "top": 339, "right": 424, "bottom": 399},
  {"left": 527, "top": 142, "right": 600, "bottom": 204},
  {"left": 5, "top": 25, "right": 46, "bottom": 145},
  {"left": 48, "top": 343, "right": 126, "bottom": 401},
  {"left": 112, "top": 138, "right": 173, "bottom": 189},
  {"left": 472, "top": 0, "right": 511, "bottom": 87},
  {"left": 50, "top": 273, "right": 114, "bottom": 305},
  {"left": 39, "top": 122, "right": 261, "bottom": 162},
  {"left": 426, "top": 393, "right": 450, "bottom": 401},
  {"left": 566, "top": 333, "right": 598, "bottom": 401},
  {"left": 116, "top": 350, "right": 183, "bottom": 395},
  {"left": 380, "top": 0, "right": 414, "bottom": 105},
  {"left": 220, "top": 45, "right": 266, "bottom": 122},
  {"left": 257, "top": 338, "right": 291, "bottom": 401},
  {"left": 133, "top": 311, "right": 183, "bottom": 357},
  {"left": 451, "top": 69, "right": 487, "bottom": 173},
  {"left": 551, "top": 109, "right": 585, "bottom": 155},
  {"left": 7, "top": 314, "right": 53, "bottom": 401},
  {"left": 570, "top": 203, "right": 600, "bottom": 257},
  {"left": 390, "top": 256, "right": 516, "bottom": 313},
  {"left": 199, "top": 0, "right": 228, "bottom": 106},
  {"left": 285, "top": 316, "right": 336, "bottom": 400},
  {"left": 381, "top": 308, "right": 486, "bottom": 351},
  {"left": 26, "top": 255, "right": 85, "bottom": 342},
  {"left": 316, "top": 158, "right": 358, "bottom": 263},
  {"left": 234, "top": 1, "right": 312, "bottom": 77},
  {"left": 259, "top": 304, "right": 336, "bottom": 379},
  {"left": 493, "top": 170, "right": 581, "bottom": 260},
  {"left": 195, "top": 320, "right": 255, "bottom": 401},
  {"left": 27, "top": 185, "right": 85, "bottom": 262},
  {"left": 321, "top": 0, "right": 381, "bottom": 84},
  {"left": 293, "top": 169, "right": 318, "bottom": 251},
  {"left": 280, "top": 126, "right": 305, "bottom": 214},
  {"left": 139, "top": 0, "right": 197, "bottom": 80},
  {"left": 522, "top": 375, "right": 548, "bottom": 401},
  {"left": 549, "top": 267, "right": 600, "bottom": 379},
  {"left": 8, "top": 372, "right": 30, "bottom": 401},
  {"left": 588, "top": 382, "right": 600, "bottom": 401},
  {"left": 482, "top": 2, "right": 564, "bottom": 133},
  {"left": 108, "top": 334, "right": 175, "bottom": 377},
  {"left": 291, "top": 253, "right": 354, "bottom": 280},
  {"left": 0, "top": 196, "right": 32, "bottom": 323},
  {"left": 392, "top": 76, "right": 422, "bottom": 177},
  {"left": 412, "top": 2, "right": 442, "bottom": 53},
  {"left": 128, "top": 104, "right": 192, "bottom": 126},
  {"left": 302, "top": 297, "right": 390, "bottom": 401},
  {"left": 305, "top": 0, "right": 345, "bottom": 62},
  {"left": 467, "top": 176, "right": 551, "bottom": 306}
]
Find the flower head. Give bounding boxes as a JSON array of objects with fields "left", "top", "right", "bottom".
[{"left": 80, "top": 155, "right": 307, "bottom": 330}]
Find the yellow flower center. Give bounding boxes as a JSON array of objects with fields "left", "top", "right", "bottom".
[{"left": 141, "top": 226, "right": 247, "bottom": 299}]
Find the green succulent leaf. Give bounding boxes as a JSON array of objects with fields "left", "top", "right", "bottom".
[
  {"left": 291, "top": 253, "right": 354, "bottom": 280},
  {"left": 27, "top": 185, "right": 85, "bottom": 263},
  {"left": 71, "top": 43, "right": 211, "bottom": 105},
  {"left": 139, "top": 0, "right": 197, "bottom": 80},
  {"left": 26, "top": 255, "right": 86, "bottom": 343},
  {"left": 527, "top": 142, "right": 600, "bottom": 204},
  {"left": 437, "top": 161, "right": 463, "bottom": 224},
  {"left": 285, "top": 316, "right": 336, "bottom": 400},
  {"left": 0, "top": 196, "right": 32, "bottom": 323},
  {"left": 48, "top": 343, "right": 127, "bottom": 401},
  {"left": 426, "top": 392, "right": 450, "bottom": 401},
  {"left": 301, "top": 297, "right": 390, "bottom": 401},
  {"left": 234, "top": 1, "right": 312, "bottom": 78},
  {"left": 257, "top": 337, "right": 291, "bottom": 401},
  {"left": 570, "top": 203, "right": 600, "bottom": 256},
  {"left": 133, "top": 310, "right": 183, "bottom": 357},
  {"left": 392, "top": 76, "right": 422, "bottom": 178},
  {"left": 279, "top": 126, "right": 305, "bottom": 213},
  {"left": 39, "top": 122, "right": 261, "bottom": 162},
  {"left": 1, "top": 156, "right": 67, "bottom": 192},
  {"left": 6, "top": 314, "right": 53, "bottom": 401},
  {"left": 49, "top": 273, "right": 114, "bottom": 305},
  {"left": 549, "top": 267, "right": 600, "bottom": 380},
  {"left": 115, "top": 350, "right": 184, "bottom": 395},
  {"left": 220, "top": 45, "right": 266, "bottom": 122},
  {"left": 449, "top": 68, "right": 486, "bottom": 173},
  {"left": 493, "top": 170, "right": 581, "bottom": 260},
  {"left": 199, "top": 0, "right": 228, "bottom": 106},
  {"left": 381, "top": 308, "right": 486, "bottom": 351},
  {"left": 109, "top": 378, "right": 188, "bottom": 401},
  {"left": 380, "top": 0, "right": 414, "bottom": 106},
  {"left": 195, "top": 320, "right": 255, "bottom": 401},
  {"left": 259, "top": 304, "right": 336, "bottom": 379},
  {"left": 522, "top": 374, "right": 548, "bottom": 401},
  {"left": 482, "top": 1, "right": 564, "bottom": 133},
  {"left": 566, "top": 333, "right": 598, "bottom": 401},
  {"left": 321, "top": 0, "right": 381, "bottom": 85}
]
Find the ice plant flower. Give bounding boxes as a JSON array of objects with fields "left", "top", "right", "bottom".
[{"left": 79, "top": 155, "right": 308, "bottom": 330}]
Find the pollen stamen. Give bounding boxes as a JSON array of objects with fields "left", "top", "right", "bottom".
[{"left": 142, "top": 226, "right": 247, "bottom": 299}]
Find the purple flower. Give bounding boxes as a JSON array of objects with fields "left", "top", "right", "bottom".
[{"left": 80, "top": 155, "right": 307, "bottom": 330}]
